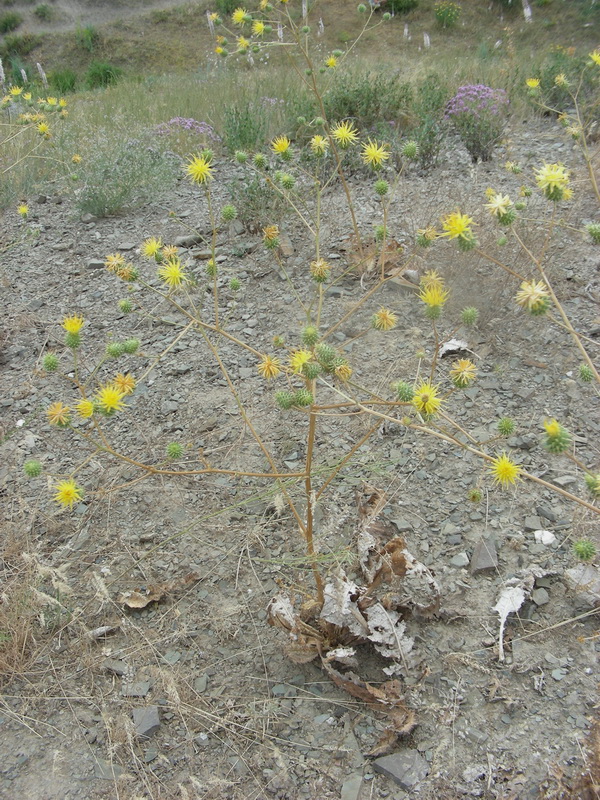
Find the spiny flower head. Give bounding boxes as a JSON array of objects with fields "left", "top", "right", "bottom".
[
  {"left": 18, "top": 203, "right": 28, "bottom": 218},
  {"left": 331, "top": 120, "right": 359, "bottom": 149},
  {"left": 75, "top": 398, "right": 95, "bottom": 418},
  {"left": 271, "top": 135, "right": 291, "bottom": 157},
  {"left": 257, "top": 355, "right": 281, "bottom": 379},
  {"left": 543, "top": 418, "right": 571, "bottom": 454},
  {"left": 334, "top": 360, "right": 352, "bottom": 382},
  {"left": 47, "top": 401, "right": 71, "bottom": 427},
  {"left": 310, "top": 258, "right": 331, "bottom": 283},
  {"left": 393, "top": 381, "right": 414, "bottom": 402},
  {"left": 289, "top": 349, "right": 312, "bottom": 374},
  {"left": 54, "top": 479, "right": 83, "bottom": 509},
  {"left": 142, "top": 237, "right": 163, "bottom": 260},
  {"left": 9, "top": 86, "right": 23, "bottom": 96},
  {"left": 450, "top": 358, "right": 477, "bottom": 388},
  {"left": 113, "top": 372, "right": 136, "bottom": 395},
  {"left": 232, "top": 7, "right": 249, "bottom": 24},
  {"left": 72, "top": 153, "right": 81, "bottom": 163},
  {"left": 186, "top": 154, "right": 213, "bottom": 185},
  {"left": 412, "top": 382, "right": 442, "bottom": 417},
  {"left": 485, "top": 193, "right": 512, "bottom": 218},
  {"left": 105, "top": 252, "right": 126, "bottom": 272},
  {"left": 526, "top": 78, "right": 540, "bottom": 89},
  {"left": 585, "top": 473, "right": 600, "bottom": 497},
  {"left": 535, "top": 162, "right": 569, "bottom": 201},
  {"left": 441, "top": 211, "right": 474, "bottom": 240},
  {"left": 162, "top": 244, "right": 178, "bottom": 259},
  {"left": 263, "top": 225, "right": 279, "bottom": 246},
  {"left": 579, "top": 364, "right": 594, "bottom": 382},
  {"left": 497, "top": 417, "right": 515, "bottom": 436},
  {"left": 24, "top": 460, "right": 42, "bottom": 478},
  {"left": 252, "top": 20, "right": 266, "bottom": 35},
  {"left": 43, "top": 353, "right": 59, "bottom": 372},
  {"left": 515, "top": 279, "right": 550, "bottom": 315},
  {"left": 573, "top": 539, "right": 597, "bottom": 561},
  {"left": 372, "top": 307, "right": 397, "bottom": 331},
  {"left": 361, "top": 139, "right": 390, "bottom": 169},
  {"left": 310, "top": 135, "right": 329, "bottom": 156},
  {"left": 419, "top": 282, "right": 449, "bottom": 309},
  {"left": 590, "top": 50, "right": 600, "bottom": 66},
  {"left": 158, "top": 258, "right": 187, "bottom": 288},
  {"left": 416, "top": 227, "right": 437, "bottom": 248},
  {"left": 96, "top": 384, "right": 126, "bottom": 414},
  {"left": 489, "top": 452, "right": 520, "bottom": 487},
  {"left": 461, "top": 307, "right": 479, "bottom": 326},
  {"left": 236, "top": 35, "right": 250, "bottom": 51},
  {"left": 62, "top": 315, "right": 84, "bottom": 334},
  {"left": 554, "top": 73, "right": 569, "bottom": 87}
]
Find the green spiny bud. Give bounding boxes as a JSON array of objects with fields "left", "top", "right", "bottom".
[
  {"left": 529, "top": 296, "right": 551, "bottom": 316},
  {"left": 374, "top": 179, "right": 389, "bottom": 196},
  {"left": 382, "top": 12, "right": 391, "bottom": 20},
  {"left": 235, "top": 150, "right": 248, "bottom": 164},
  {"left": 520, "top": 185, "right": 532, "bottom": 197},
  {"left": 425, "top": 304, "right": 442, "bottom": 321},
  {"left": 221, "top": 204, "right": 237, "bottom": 221},
  {"left": 358, "top": 3, "right": 367, "bottom": 11},
  {"left": 206, "top": 259, "right": 218, "bottom": 278},
  {"left": 301, "top": 25, "right": 310, "bottom": 33},
  {"left": 265, "top": 237, "right": 279, "bottom": 250},
  {"left": 65, "top": 332, "right": 81, "bottom": 349},
  {"left": 253, "top": 153, "right": 267, "bottom": 169},
  {"left": 24, "top": 459, "right": 42, "bottom": 477},
  {"left": 587, "top": 223, "right": 600, "bottom": 244},
  {"left": 402, "top": 140, "right": 419, "bottom": 159},
  {"left": 514, "top": 201, "right": 526, "bottom": 211},
  {"left": 498, "top": 209, "right": 517, "bottom": 226},
  {"left": 123, "top": 338, "right": 140, "bottom": 355},
  {"left": 302, "top": 362, "right": 321, "bottom": 380},
  {"left": 118, "top": 299, "right": 133, "bottom": 313},
  {"left": 273, "top": 335, "right": 285, "bottom": 348},
  {"left": 281, "top": 173, "right": 295, "bottom": 190},
  {"left": 301, "top": 325, "right": 319, "bottom": 347},
  {"left": 166, "top": 442, "right": 183, "bottom": 459},
  {"left": 314, "top": 117, "right": 325, "bottom": 127},
  {"left": 543, "top": 419, "right": 571, "bottom": 454},
  {"left": 393, "top": 381, "right": 414, "bottom": 402},
  {"left": 416, "top": 232, "right": 433, "bottom": 248},
  {"left": 315, "top": 342, "right": 336, "bottom": 366},
  {"left": 229, "top": 277, "right": 241, "bottom": 291},
  {"left": 106, "top": 342, "right": 125, "bottom": 358},
  {"left": 584, "top": 473, "right": 600, "bottom": 497},
  {"left": 294, "top": 389, "right": 313, "bottom": 407},
  {"left": 43, "top": 353, "right": 59, "bottom": 372},
  {"left": 333, "top": 49, "right": 343, "bottom": 57},
  {"left": 201, "top": 149, "right": 213, "bottom": 162},
  {"left": 275, "top": 391, "right": 295, "bottom": 410},
  {"left": 461, "top": 307, "right": 479, "bottom": 326},
  {"left": 497, "top": 235, "right": 508, "bottom": 246},
  {"left": 572, "top": 539, "right": 596, "bottom": 561},
  {"left": 374, "top": 225, "right": 386, "bottom": 242},
  {"left": 457, "top": 233, "right": 477, "bottom": 252},
  {"left": 297, "top": 116, "right": 307, "bottom": 125},
  {"left": 468, "top": 487, "right": 482, "bottom": 503},
  {"left": 579, "top": 364, "right": 594, "bottom": 382},
  {"left": 497, "top": 417, "right": 515, "bottom": 436}
]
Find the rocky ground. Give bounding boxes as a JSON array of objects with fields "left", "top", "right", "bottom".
[{"left": 0, "top": 116, "right": 599, "bottom": 800}]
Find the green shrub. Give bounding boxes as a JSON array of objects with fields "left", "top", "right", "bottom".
[
  {"left": 228, "top": 175, "right": 286, "bottom": 232},
  {"left": 323, "top": 70, "right": 413, "bottom": 131},
  {"left": 76, "top": 132, "right": 180, "bottom": 217},
  {"left": 214, "top": 0, "right": 239, "bottom": 16},
  {"left": 387, "top": 0, "right": 418, "bottom": 13},
  {"left": 537, "top": 49, "right": 590, "bottom": 113},
  {"left": 84, "top": 61, "right": 122, "bottom": 89},
  {"left": 434, "top": 1, "right": 461, "bottom": 28},
  {"left": 0, "top": 11, "right": 22, "bottom": 33},
  {"left": 33, "top": 4, "right": 53, "bottom": 21},
  {"left": 0, "top": 33, "right": 41, "bottom": 59},
  {"left": 50, "top": 67, "right": 77, "bottom": 93},
  {"left": 222, "top": 101, "right": 268, "bottom": 152},
  {"left": 75, "top": 25, "right": 99, "bottom": 52},
  {"left": 406, "top": 74, "right": 450, "bottom": 168}
]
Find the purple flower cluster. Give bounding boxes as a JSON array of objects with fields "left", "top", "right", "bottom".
[
  {"left": 259, "top": 96, "right": 284, "bottom": 107},
  {"left": 445, "top": 84, "right": 509, "bottom": 121},
  {"left": 155, "top": 117, "right": 221, "bottom": 141}
]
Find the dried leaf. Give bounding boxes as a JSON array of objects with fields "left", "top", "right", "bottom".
[
  {"left": 284, "top": 638, "right": 320, "bottom": 664},
  {"left": 267, "top": 594, "right": 297, "bottom": 630},
  {"left": 439, "top": 338, "right": 470, "bottom": 358},
  {"left": 493, "top": 586, "right": 526, "bottom": 661},
  {"left": 118, "top": 585, "right": 168, "bottom": 609},
  {"left": 321, "top": 570, "right": 369, "bottom": 637},
  {"left": 323, "top": 647, "right": 358, "bottom": 668},
  {"left": 364, "top": 603, "right": 415, "bottom": 673}
]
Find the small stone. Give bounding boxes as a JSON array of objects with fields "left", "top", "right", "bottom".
[
  {"left": 122, "top": 681, "right": 150, "bottom": 698},
  {"left": 94, "top": 758, "right": 124, "bottom": 780},
  {"left": 372, "top": 750, "right": 429, "bottom": 790},
  {"left": 551, "top": 668, "right": 567, "bottom": 681},
  {"left": 279, "top": 233, "right": 294, "bottom": 257},
  {"left": 470, "top": 537, "right": 498, "bottom": 574},
  {"left": 87, "top": 259, "right": 105, "bottom": 270},
  {"left": 524, "top": 516, "right": 543, "bottom": 531},
  {"left": 341, "top": 773, "right": 363, "bottom": 800},
  {"left": 103, "top": 658, "right": 127, "bottom": 676},
  {"left": 175, "top": 234, "right": 204, "bottom": 248},
  {"left": 536, "top": 505, "right": 557, "bottom": 523},
  {"left": 133, "top": 706, "right": 161, "bottom": 738},
  {"left": 36, "top": 194, "right": 48, "bottom": 204},
  {"left": 553, "top": 475, "right": 577, "bottom": 487},
  {"left": 564, "top": 564, "right": 600, "bottom": 608},
  {"left": 194, "top": 674, "right": 208, "bottom": 693},
  {"left": 80, "top": 212, "right": 94, "bottom": 222},
  {"left": 534, "top": 530, "right": 556, "bottom": 546},
  {"left": 450, "top": 552, "right": 469, "bottom": 568},
  {"left": 118, "top": 242, "right": 137, "bottom": 251},
  {"left": 532, "top": 588, "right": 549, "bottom": 606}
]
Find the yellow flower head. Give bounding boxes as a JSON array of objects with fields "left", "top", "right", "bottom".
[
  {"left": 46, "top": 96, "right": 58, "bottom": 106},
  {"left": 417, "top": 227, "right": 437, "bottom": 244},
  {"left": 485, "top": 193, "right": 512, "bottom": 218},
  {"left": 209, "top": 11, "right": 219, "bottom": 21},
  {"left": 590, "top": 50, "right": 600, "bottom": 66},
  {"left": 263, "top": 224, "right": 279, "bottom": 242},
  {"left": 310, "top": 258, "right": 331, "bottom": 282},
  {"left": 289, "top": 349, "right": 312, "bottom": 374},
  {"left": 96, "top": 384, "right": 126, "bottom": 414},
  {"left": 23, "top": 92, "right": 31, "bottom": 101},
  {"left": 257, "top": 355, "right": 281, "bottom": 380},
  {"left": 554, "top": 73, "right": 569, "bottom": 87},
  {"left": 105, "top": 253, "right": 126, "bottom": 272},
  {"left": 489, "top": 452, "right": 520, "bottom": 487},
  {"left": 562, "top": 187, "right": 573, "bottom": 201},
  {"left": 334, "top": 362, "right": 352, "bottom": 382},
  {"left": 72, "top": 153, "right": 81, "bottom": 163},
  {"left": 310, "top": 135, "right": 329, "bottom": 156},
  {"left": 236, "top": 35, "right": 250, "bottom": 50},
  {"left": 526, "top": 78, "right": 540, "bottom": 89},
  {"left": 62, "top": 315, "right": 84, "bottom": 334},
  {"left": 372, "top": 307, "right": 398, "bottom": 331},
  {"left": 515, "top": 279, "right": 550, "bottom": 313},
  {"left": 535, "top": 163, "right": 570, "bottom": 198},
  {"left": 441, "top": 211, "right": 474, "bottom": 240},
  {"left": 331, "top": 120, "right": 359, "bottom": 149},
  {"left": 543, "top": 418, "right": 562, "bottom": 438},
  {"left": 215, "top": 46, "right": 225, "bottom": 55},
  {"left": 186, "top": 154, "right": 213, "bottom": 185},
  {"left": 9, "top": 86, "right": 23, "bottom": 96},
  {"left": 419, "top": 283, "right": 449, "bottom": 308},
  {"left": 252, "top": 20, "right": 266, "bottom": 35},
  {"left": 18, "top": 203, "right": 28, "bottom": 217},
  {"left": 158, "top": 258, "right": 187, "bottom": 288},
  {"left": 113, "top": 372, "right": 136, "bottom": 395},
  {"left": 54, "top": 479, "right": 83, "bottom": 508},
  {"left": 75, "top": 399, "right": 95, "bottom": 418},
  {"left": 450, "top": 358, "right": 477, "bottom": 388},
  {"left": 37, "top": 122, "right": 50, "bottom": 137},
  {"left": 420, "top": 269, "right": 443, "bottom": 289},
  {"left": 142, "top": 237, "right": 163, "bottom": 259},
  {"left": 412, "top": 382, "right": 442, "bottom": 417},
  {"left": 271, "top": 135, "right": 291, "bottom": 155},
  {"left": 361, "top": 139, "right": 390, "bottom": 168},
  {"left": 325, "top": 55, "right": 337, "bottom": 69},
  {"left": 59, "top": 97, "right": 67, "bottom": 107},
  {"left": 161, "top": 244, "right": 177, "bottom": 260},
  {"left": 232, "top": 7, "right": 248, "bottom": 24},
  {"left": 47, "top": 401, "right": 71, "bottom": 426}
]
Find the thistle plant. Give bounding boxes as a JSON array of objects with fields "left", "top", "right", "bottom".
[{"left": 434, "top": 1, "right": 461, "bottom": 28}]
